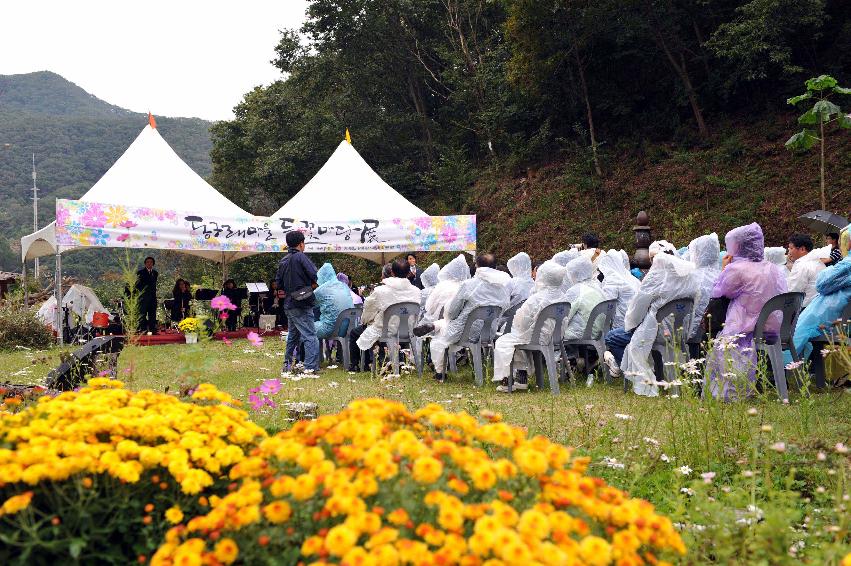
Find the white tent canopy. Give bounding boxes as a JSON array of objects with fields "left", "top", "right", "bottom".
[
  {"left": 272, "top": 140, "right": 428, "bottom": 263},
  {"left": 20, "top": 124, "right": 254, "bottom": 263}
]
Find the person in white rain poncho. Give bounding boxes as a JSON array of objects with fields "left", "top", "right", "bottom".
[
  {"left": 417, "top": 263, "right": 440, "bottom": 320},
  {"left": 491, "top": 261, "right": 566, "bottom": 392},
  {"left": 561, "top": 256, "right": 604, "bottom": 341},
  {"left": 764, "top": 247, "right": 787, "bottom": 267},
  {"left": 505, "top": 252, "right": 535, "bottom": 309},
  {"left": 598, "top": 250, "right": 640, "bottom": 330},
  {"left": 604, "top": 253, "right": 700, "bottom": 396},
  {"left": 786, "top": 234, "right": 828, "bottom": 309},
  {"left": 351, "top": 259, "right": 422, "bottom": 370},
  {"left": 687, "top": 233, "right": 721, "bottom": 339},
  {"left": 419, "top": 255, "right": 470, "bottom": 326},
  {"left": 428, "top": 254, "right": 511, "bottom": 382}
]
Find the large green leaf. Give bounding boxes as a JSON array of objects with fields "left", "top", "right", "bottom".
[
  {"left": 812, "top": 99, "right": 841, "bottom": 118},
  {"left": 838, "top": 113, "right": 851, "bottom": 129},
  {"left": 806, "top": 75, "right": 838, "bottom": 92},
  {"left": 834, "top": 86, "right": 851, "bottom": 95},
  {"left": 787, "top": 93, "right": 811, "bottom": 105},
  {"left": 798, "top": 108, "right": 820, "bottom": 125},
  {"left": 785, "top": 129, "right": 819, "bottom": 152}
]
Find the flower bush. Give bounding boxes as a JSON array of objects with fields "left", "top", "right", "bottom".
[
  {"left": 0, "top": 301, "right": 53, "bottom": 351},
  {"left": 177, "top": 317, "right": 202, "bottom": 334},
  {"left": 0, "top": 379, "right": 266, "bottom": 564},
  {"left": 153, "top": 399, "right": 686, "bottom": 565}
]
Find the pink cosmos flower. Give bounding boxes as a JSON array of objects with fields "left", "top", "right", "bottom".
[
  {"left": 222, "top": 337, "right": 232, "bottom": 346},
  {"left": 259, "top": 378, "right": 282, "bottom": 395},
  {"left": 219, "top": 312, "right": 229, "bottom": 320},
  {"left": 211, "top": 295, "right": 237, "bottom": 311},
  {"left": 247, "top": 331, "right": 263, "bottom": 347}
]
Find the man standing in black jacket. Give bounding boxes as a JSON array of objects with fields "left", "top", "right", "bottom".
[
  {"left": 276, "top": 231, "right": 319, "bottom": 373},
  {"left": 135, "top": 256, "right": 159, "bottom": 333}
]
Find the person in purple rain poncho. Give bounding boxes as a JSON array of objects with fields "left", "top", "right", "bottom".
[{"left": 708, "top": 223, "right": 788, "bottom": 400}]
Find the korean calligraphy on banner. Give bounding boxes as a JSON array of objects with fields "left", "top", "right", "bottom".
[{"left": 55, "top": 199, "right": 477, "bottom": 255}]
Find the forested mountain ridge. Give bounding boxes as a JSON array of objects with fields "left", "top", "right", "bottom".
[{"left": 0, "top": 71, "right": 213, "bottom": 272}]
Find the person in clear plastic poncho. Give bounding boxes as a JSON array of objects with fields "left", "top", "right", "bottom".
[
  {"left": 792, "top": 256, "right": 851, "bottom": 363},
  {"left": 506, "top": 252, "right": 535, "bottom": 309},
  {"left": 422, "top": 255, "right": 470, "bottom": 326},
  {"left": 491, "top": 261, "right": 567, "bottom": 392},
  {"left": 708, "top": 223, "right": 788, "bottom": 401},
  {"left": 609, "top": 253, "right": 699, "bottom": 397},
  {"left": 314, "top": 263, "right": 355, "bottom": 339},
  {"left": 417, "top": 263, "right": 440, "bottom": 320},
  {"left": 552, "top": 248, "right": 579, "bottom": 293},
  {"left": 687, "top": 233, "right": 721, "bottom": 340},
  {"left": 430, "top": 254, "right": 511, "bottom": 381},
  {"left": 598, "top": 249, "right": 640, "bottom": 330},
  {"left": 764, "top": 247, "right": 787, "bottom": 268},
  {"left": 561, "top": 256, "right": 604, "bottom": 341}
]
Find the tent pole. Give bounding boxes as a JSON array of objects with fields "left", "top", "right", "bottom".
[
  {"left": 221, "top": 253, "right": 228, "bottom": 284},
  {"left": 55, "top": 251, "right": 64, "bottom": 346},
  {"left": 22, "top": 263, "right": 28, "bottom": 307}
]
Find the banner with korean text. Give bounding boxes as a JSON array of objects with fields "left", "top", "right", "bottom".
[{"left": 55, "top": 199, "right": 476, "bottom": 255}]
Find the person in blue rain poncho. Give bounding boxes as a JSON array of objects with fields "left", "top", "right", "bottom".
[
  {"left": 314, "top": 263, "right": 354, "bottom": 339},
  {"left": 792, "top": 256, "right": 851, "bottom": 362}
]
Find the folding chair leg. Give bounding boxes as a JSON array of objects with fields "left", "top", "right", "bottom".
[
  {"left": 448, "top": 348, "right": 458, "bottom": 373},
  {"left": 390, "top": 341, "right": 400, "bottom": 375},
  {"left": 533, "top": 352, "right": 545, "bottom": 389},
  {"left": 770, "top": 345, "right": 789, "bottom": 402},
  {"left": 417, "top": 339, "right": 425, "bottom": 378},
  {"left": 596, "top": 344, "right": 611, "bottom": 384},
  {"left": 340, "top": 338, "right": 351, "bottom": 371},
  {"left": 544, "top": 350, "right": 560, "bottom": 395},
  {"left": 472, "top": 345, "right": 484, "bottom": 387}
]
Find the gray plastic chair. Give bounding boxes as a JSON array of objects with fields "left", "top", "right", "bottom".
[
  {"left": 753, "top": 292, "right": 804, "bottom": 401},
  {"left": 499, "top": 301, "right": 525, "bottom": 334},
  {"left": 563, "top": 299, "right": 618, "bottom": 383},
  {"left": 809, "top": 300, "right": 851, "bottom": 388},
  {"left": 360, "top": 301, "right": 420, "bottom": 375},
  {"left": 442, "top": 305, "right": 504, "bottom": 386},
  {"left": 640, "top": 297, "right": 694, "bottom": 395},
  {"left": 322, "top": 307, "right": 362, "bottom": 369},
  {"left": 510, "top": 302, "right": 571, "bottom": 395}
]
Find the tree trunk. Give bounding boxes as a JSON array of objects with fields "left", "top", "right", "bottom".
[
  {"left": 820, "top": 119, "right": 826, "bottom": 210},
  {"left": 407, "top": 76, "right": 434, "bottom": 165},
  {"left": 574, "top": 50, "right": 603, "bottom": 176},
  {"left": 655, "top": 33, "right": 709, "bottom": 137}
]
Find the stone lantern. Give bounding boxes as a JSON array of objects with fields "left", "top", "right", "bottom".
[{"left": 632, "top": 211, "right": 652, "bottom": 270}]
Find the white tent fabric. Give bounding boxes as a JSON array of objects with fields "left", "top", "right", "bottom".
[
  {"left": 36, "top": 284, "right": 107, "bottom": 329},
  {"left": 21, "top": 124, "right": 254, "bottom": 263},
  {"left": 272, "top": 140, "right": 428, "bottom": 263}
]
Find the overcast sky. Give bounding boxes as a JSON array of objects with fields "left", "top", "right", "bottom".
[{"left": 0, "top": 0, "right": 308, "bottom": 121}]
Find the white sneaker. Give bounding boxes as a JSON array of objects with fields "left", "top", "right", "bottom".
[{"left": 603, "top": 351, "right": 623, "bottom": 377}]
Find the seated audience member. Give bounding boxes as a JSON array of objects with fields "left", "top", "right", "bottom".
[
  {"left": 314, "top": 263, "right": 355, "bottom": 339},
  {"left": 551, "top": 248, "right": 579, "bottom": 293},
  {"left": 531, "top": 261, "right": 543, "bottom": 281},
  {"left": 764, "top": 247, "right": 787, "bottom": 267},
  {"left": 603, "top": 253, "right": 700, "bottom": 396},
  {"left": 580, "top": 232, "right": 604, "bottom": 276},
  {"left": 337, "top": 272, "right": 364, "bottom": 306},
  {"left": 823, "top": 232, "right": 842, "bottom": 267},
  {"left": 417, "top": 263, "right": 440, "bottom": 320},
  {"left": 220, "top": 279, "right": 243, "bottom": 332},
  {"left": 792, "top": 256, "right": 851, "bottom": 363},
  {"left": 561, "top": 256, "right": 605, "bottom": 341},
  {"left": 418, "top": 255, "right": 470, "bottom": 327},
  {"left": 171, "top": 278, "right": 192, "bottom": 323},
  {"left": 350, "top": 259, "right": 422, "bottom": 370},
  {"left": 787, "top": 233, "right": 826, "bottom": 308},
  {"left": 492, "top": 261, "right": 566, "bottom": 393},
  {"left": 428, "top": 253, "right": 511, "bottom": 383},
  {"left": 505, "top": 252, "right": 535, "bottom": 309},
  {"left": 649, "top": 240, "right": 677, "bottom": 259},
  {"left": 707, "top": 223, "right": 787, "bottom": 401},
  {"left": 597, "top": 250, "right": 639, "bottom": 330},
  {"left": 687, "top": 233, "right": 722, "bottom": 340}
]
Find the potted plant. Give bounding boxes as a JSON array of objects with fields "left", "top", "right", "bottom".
[{"left": 177, "top": 317, "right": 201, "bottom": 344}]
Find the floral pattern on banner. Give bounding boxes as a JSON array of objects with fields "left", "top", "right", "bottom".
[{"left": 56, "top": 199, "right": 477, "bottom": 255}]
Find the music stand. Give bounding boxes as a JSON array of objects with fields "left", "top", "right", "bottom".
[{"left": 194, "top": 288, "right": 218, "bottom": 301}]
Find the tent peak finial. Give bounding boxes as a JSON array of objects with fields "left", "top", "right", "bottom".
[
  {"left": 148, "top": 112, "right": 157, "bottom": 129},
  {"left": 345, "top": 128, "right": 351, "bottom": 144}
]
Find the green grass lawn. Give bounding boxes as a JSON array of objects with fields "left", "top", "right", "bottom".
[{"left": 2, "top": 339, "right": 849, "bottom": 564}]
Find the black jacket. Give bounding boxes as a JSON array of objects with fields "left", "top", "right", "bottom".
[
  {"left": 275, "top": 248, "right": 318, "bottom": 309},
  {"left": 135, "top": 268, "right": 158, "bottom": 300}
]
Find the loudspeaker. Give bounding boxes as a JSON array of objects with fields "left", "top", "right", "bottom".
[{"left": 45, "top": 336, "right": 126, "bottom": 391}]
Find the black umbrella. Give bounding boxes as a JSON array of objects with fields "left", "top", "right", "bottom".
[{"left": 798, "top": 210, "right": 849, "bottom": 234}]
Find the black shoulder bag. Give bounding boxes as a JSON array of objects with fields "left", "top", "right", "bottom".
[{"left": 284, "top": 254, "right": 314, "bottom": 302}]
